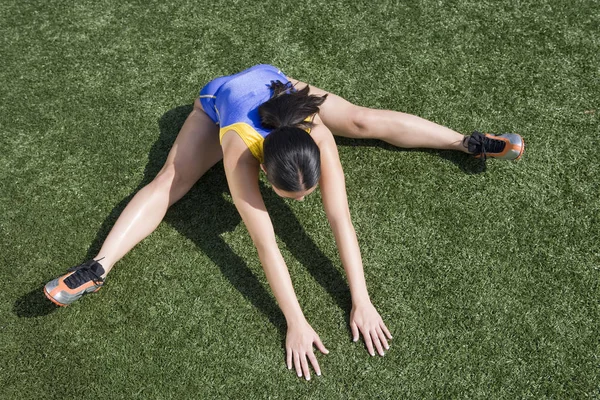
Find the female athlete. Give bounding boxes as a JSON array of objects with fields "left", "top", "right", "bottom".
[{"left": 44, "top": 64, "right": 524, "bottom": 380}]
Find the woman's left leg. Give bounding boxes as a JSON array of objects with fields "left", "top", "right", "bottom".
[{"left": 287, "top": 78, "right": 468, "bottom": 153}]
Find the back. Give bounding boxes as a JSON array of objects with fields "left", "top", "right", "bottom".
[
  {"left": 215, "top": 64, "right": 288, "bottom": 138},
  {"left": 199, "top": 64, "right": 289, "bottom": 161}
]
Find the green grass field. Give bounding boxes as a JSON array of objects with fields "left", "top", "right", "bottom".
[{"left": 1, "top": 0, "right": 599, "bottom": 398}]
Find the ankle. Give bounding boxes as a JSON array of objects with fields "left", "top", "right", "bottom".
[
  {"left": 93, "top": 257, "right": 113, "bottom": 279},
  {"left": 461, "top": 135, "right": 472, "bottom": 154},
  {"left": 461, "top": 135, "right": 471, "bottom": 154}
]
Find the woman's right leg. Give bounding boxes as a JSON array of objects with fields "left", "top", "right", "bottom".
[
  {"left": 45, "top": 99, "right": 222, "bottom": 305},
  {"left": 94, "top": 99, "right": 222, "bottom": 276}
]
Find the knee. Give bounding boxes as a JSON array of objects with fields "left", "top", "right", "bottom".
[
  {"left": 151, "top": 163, "right": 195, "bottom": 204},
  {"left": 349, "top": 107, "right": 378, "bottom": 139},
  {"left": 152, "top": 163, "right": 182, "bottom": 193}
]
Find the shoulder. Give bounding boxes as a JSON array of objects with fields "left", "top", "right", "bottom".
[
  {"left": 310, "top": 113, "right": 335, "bottom": 149},
  {"left": 309, "top": 115, "right": 344, "bottom": 179},
  {"left": 221, "top": 129, "right": 261, "bottom": 169}
]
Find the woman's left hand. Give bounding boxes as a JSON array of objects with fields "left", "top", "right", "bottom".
[{"left": 350, "top": 301, "right": 393, "bottom": 356}]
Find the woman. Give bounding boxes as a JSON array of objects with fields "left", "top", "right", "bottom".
[{"left": 44, "top": 64, "right": 524, "bottom": 380}]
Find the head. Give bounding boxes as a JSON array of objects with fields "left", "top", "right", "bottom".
[
  {"left": 258, "top": 80, "right": 327, "bottom": 200},
  {"left": 260, "top": 127, "right": 320, "bottom": 200},
  {"left": 261, "top": 162, "right": 319, "bottom": 201}
]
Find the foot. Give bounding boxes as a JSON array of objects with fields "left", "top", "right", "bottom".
[
  {"left": 44, "top": 260, "right": 106, "bottom": 306},
  {"left": 464, "top": 131, "right": 524, "bottom": 160}
]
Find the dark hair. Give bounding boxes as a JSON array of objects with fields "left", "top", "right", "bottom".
[{"left": 258, "top": 80, "right": 328, "bottom": 192}]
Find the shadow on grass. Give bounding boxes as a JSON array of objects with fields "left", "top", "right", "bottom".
[
  {"left": 14, "top": 104, "right": 352, "bottom": 336},
  {"left": 14, "top": 286, "right": 58, "bottom": 317},
  {"left": 15, "top": 105, "right": 482, "bottom": 322},
  {"left": 333, "top": 136, "right": 487, "bottom": 174}
]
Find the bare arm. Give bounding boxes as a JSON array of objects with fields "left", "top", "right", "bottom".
[
  {"left": 221, "top": 131, "right": 305, "bottom": 325},
  {"left": 313, "top": 122, "right": 371, "bottom": 305},
  {"left": 311, "top": 120, "right": 393, "bottom": 356},
  {"left": 221, "top": 130, "right": 328, "bottom": 379}
]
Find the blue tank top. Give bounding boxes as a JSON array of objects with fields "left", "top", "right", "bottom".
[{"left": 199, "top": 64, "right": 294, "bottom": 162}]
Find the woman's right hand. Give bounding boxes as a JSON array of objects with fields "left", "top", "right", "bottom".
[{"left": 286, "top": 320, "right": 329, "bottom": 380}]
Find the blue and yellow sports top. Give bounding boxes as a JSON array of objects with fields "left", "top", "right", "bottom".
[{"left": 199, "top": 64, "right": 298, "bottom": 162}]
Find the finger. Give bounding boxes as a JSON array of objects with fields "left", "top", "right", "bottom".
[
  {"left": 371, "top": 329, "right": 385, "bottom": 356},
  {"left": 301, "top": 354, "right": 311, "bottom": 381},
  {"left": 307, "top": 351, "right": 321, "bottom": 377},
  {"left": 294, "top": 351, "right": 302, "bottom": 377},
  {"left": 351, "top": 321, "right": 359, "bottom": 342},
  {"left": 376, "top": 326, "right": 390, "bottom": 350},
  {"left": 286, "top": 347, "right": 292, "bottom": 369},
  {"left": 380, "top": 321, "right": 393, "bottom": 339},
  {"left": 314, "top": 336, "right": 329, "bottom": 354},
  {"left": 361, "top": 328, "right": 375, "bottom": 356}
]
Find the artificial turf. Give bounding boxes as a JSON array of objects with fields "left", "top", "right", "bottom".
[{"left": 1, "top": 0, "right": 599, "bottom": 398}]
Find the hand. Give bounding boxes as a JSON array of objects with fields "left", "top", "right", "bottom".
[
  {"left": 350, "top": 301, "right": 392, "bottom": 356},
  {"left": 286, "top": 320, "right": 329, "bottom": 380}
]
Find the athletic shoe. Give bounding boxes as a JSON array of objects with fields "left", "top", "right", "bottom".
[
  {"left": 466, "top": 131, "right": 524, "bottom": 160},
  {"left": 44, "top": 260, "right": 105, "bottom": 306}
]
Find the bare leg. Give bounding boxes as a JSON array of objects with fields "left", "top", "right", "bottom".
[
  {"left": 94, "top": 99, "right": 222, "bottom": 277},
  {"left": 287, "top": 78, "right": 469, "bottom": 153}
]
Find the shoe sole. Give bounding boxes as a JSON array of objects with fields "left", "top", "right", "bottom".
[
  {"left": 502, "top": 133, "right": 525, "bottom": 160},
  {"left": 475, "top": 133, "right": 525, "bottom": 160},
  {"left": 515, "top": 137, "right": 525, "bottom": 160},
  {"left": 43, "top": 284, "right": 102, "bottom": 307},
  {"left": 44, "top": 287, "right": 68, "bottom": 306}
]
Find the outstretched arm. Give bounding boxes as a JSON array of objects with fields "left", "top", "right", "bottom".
[
  {"left": 221, "top": 131, "right": 328, "bottom": 380},
  {"left": 311, "top": 120, "right": 393, "bottom": 356}
]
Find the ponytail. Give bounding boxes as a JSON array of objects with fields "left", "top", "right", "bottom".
[
  {"left": 258, "top": 80, "right": 327, "bottom": 131},
  {"left": 259, "top": 80, "right": 327, "bottom": 193}
]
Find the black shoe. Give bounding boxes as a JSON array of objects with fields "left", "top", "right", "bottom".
[
  {"left": 466, "top": 131, "right": 524, "bottom": 160},
  {"left": 44, "top": 260, "right": 105, "bottom": 306}
]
